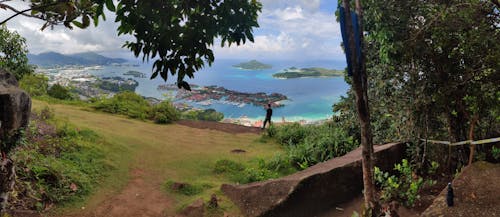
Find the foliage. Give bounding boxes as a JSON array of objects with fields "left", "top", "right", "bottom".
[
  {"left": 492, "top": 146, "right": 500, "bottom": 160},
  {"left": 10, "top": 109, "right": 111, "bottom": 210},
  {"left": 47, "top": 83, "right": 73, "bottom": 100},
  {"left": 19, "top": 73, "right": 49, "bottom": 97},
  {"left": 267, "top": 122, "right": 358, "bottom": 169},
  {"left": 374, "top": 159, "right": 434, "bottom": 207},
  {"left": 334, "top": 0, "right": 500, "bottom": 171},
  {"left": 151, "top": 100, "right": 180, "bottom": 124},
  {"left": 182, "top": 109, "right": 224, "bottom": 122},
  {"left": 164, "top": 181, "right": 213, "bottom": 196},
  {"left": 93, "top": 91, "right": 151, "bottom": 120},
  {"left": 212, "top": 159, "right": 284, "bottom": 184},
  {"left": 0, "top": 25, "right": 33, "bottom": 79},
  {"left": 4, "top": 0, "right": 262, "bottom": 90}
]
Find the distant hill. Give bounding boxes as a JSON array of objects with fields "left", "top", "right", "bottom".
[
  {"left": 233, "top": 60, "right": 272, "bottom": 70},
  {"left": 28, "top": 51, "right": 127, "bottom": 66},
  {"left": 273, "top": 67, "right": 344, "bottom": 79}
]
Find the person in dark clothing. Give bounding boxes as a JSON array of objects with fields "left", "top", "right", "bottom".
[
  {"left": 446, "top": 182, "right": 454, "bottom": 207},
  {"left": 262, "top": 103, "right": 273, "bottom": 129}
]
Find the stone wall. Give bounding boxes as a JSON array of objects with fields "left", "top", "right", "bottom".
[{"left": 222, "top": 142, "right": 406, "bottom": 217}]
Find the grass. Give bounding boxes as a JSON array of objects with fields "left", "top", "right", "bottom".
[{"left": 31, "top": 100, "right": 285, "bottom": 215}]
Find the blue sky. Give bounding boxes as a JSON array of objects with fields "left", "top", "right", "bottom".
[{"left": 1, "top": 0, "right": 344, "bottom": 61}]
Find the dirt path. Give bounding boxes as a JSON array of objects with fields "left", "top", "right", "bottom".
[{"left": 68, "top": 168, "right": 173, "bottom": 217}]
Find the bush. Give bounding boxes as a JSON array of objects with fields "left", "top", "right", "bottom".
[
  {"left": 212, "top": 159, "right": 283, "bottom": 184},
  {"left": 11, "top": 111, "right": 111, "bottom": 210},
  {"left": 151, "top": 100, "right": 179, "bottom": 124},
  {"left": 182, "top": 109, "right": 224, "bottom": 122},
  {"left": 492, "top": 146, "right": 500, "bottom": 160},
  {"left": 374, "top": 159, "right": 431, "bottom": 207},
  {"left": 19, "top": 73, "right": 48, "bottom": 97},
  {"left": 164, "top": 181, "right": 213, "bottom": 196},
  {"left": 48, "top": 83, "right": 73, "bottom": 100},
  {"left": 267, "top": 122, "right": 358, "bottom": 170},
  {"left": 93, "top": 91, "right": 151, "bottom": 120}
]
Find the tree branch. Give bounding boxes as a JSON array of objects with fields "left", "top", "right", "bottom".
[
  {"left": 491, "top": 0, "right": 500, "bottom": 8},
  {"left": 0, "top": 2, "right": 60, "bottom": 26}
]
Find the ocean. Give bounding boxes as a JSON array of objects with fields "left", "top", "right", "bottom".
[{"left": 86, "top": 59, "right": 349, "bottom": 122}]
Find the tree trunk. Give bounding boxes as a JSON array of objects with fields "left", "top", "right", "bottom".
[
  {"left": 0, "top": 157, "right": 15, "bottom": 214},
  {"left": 341, "top": 1, "right": 378, "bottom": 215},
  {"left": 468, "top": 115, "right": 479, "bottom": 165}
]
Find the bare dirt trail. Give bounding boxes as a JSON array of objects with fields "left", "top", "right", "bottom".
[{"left": 66, "top": 168, "right": 174, "bottom": 217}]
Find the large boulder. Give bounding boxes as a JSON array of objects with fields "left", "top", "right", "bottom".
[
  {"left": 0, "top": 68, "right": 31, "bottom": 138},
  {"left": 421, "top": 161, "right": 500, "bottom": 217},
  {"left": 0, "top": 68, "right": 31, "bottom": 212},
  {"left": 221, "top": 142, "right": 406, "bottom": 217}
]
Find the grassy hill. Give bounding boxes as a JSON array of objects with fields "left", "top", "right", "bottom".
[{"left": 31, "top": 100, "right": 284, "bottom": 216}]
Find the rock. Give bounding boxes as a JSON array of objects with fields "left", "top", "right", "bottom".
[
  {"left": 0, "top": 69, "right": 31, "bottom": 213},
  {"left": 221, "top": 142, "right": 406, "bottom": 217},
  {"left": 0, "top": 69, "right": 31, "bottom": 140},
  {"left": 179, "top": 199, "right": 205, "bottom": 217},
  {"left": 230, "top": 149, "right": 246, "bottom": 154},
  {"left": 171, "top": 182, "right": 188, "bottom": 191},
  {"left": 208, "top": 194, "right": 218, "bottom": 208},
  {"left": 421, "top": 162, "right": 500, "bottom": 217}
]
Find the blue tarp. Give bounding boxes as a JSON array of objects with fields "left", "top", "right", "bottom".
[{"left": 339, "top": 6, "right": 362, "bottom": 77}]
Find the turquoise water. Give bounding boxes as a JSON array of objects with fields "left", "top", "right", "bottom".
[{"left": 88, "top": 59, "right": 349, "bottom": 121}]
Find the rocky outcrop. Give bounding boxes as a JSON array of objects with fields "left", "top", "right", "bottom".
[
  {"left": 0, "top": 69, "right": 31, "bottom": 139},
  {"left": 421, "top": 161, "right": 500, "bottom": 217},
  {"left": 222, "top": 142, "right": 406, "bottom": 217},
  {"left": 0, "top": 69, "right": 31, "bottom": 213}
]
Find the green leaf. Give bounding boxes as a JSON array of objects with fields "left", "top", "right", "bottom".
[{"left": 105, "top": 0, "right": 115, "bottom": 12}]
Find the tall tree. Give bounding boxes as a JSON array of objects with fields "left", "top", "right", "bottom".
[{"left": 339, "top": 0, "right": 378, "bottom": 215}]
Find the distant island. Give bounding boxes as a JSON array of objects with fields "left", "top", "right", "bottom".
[
  {"left": 123, "top": 70, "right": 146, "bottom": 78},
  {"left": 233, "top": 60, "right": 272, "bottom": 70},
  {"left": 28, "top": 51, "right": 127, "bottom": 66},
  {"left": 273, "top": 67, "right": 344, "bottom": 79}
]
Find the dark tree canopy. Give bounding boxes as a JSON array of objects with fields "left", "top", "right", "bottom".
[{"left": 0, "top": 0, "right": 262, "bottom": 89}]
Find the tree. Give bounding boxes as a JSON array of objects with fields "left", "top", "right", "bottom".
[
  {"left": 335, "top": 0, "right": 499, "bottom": 213},
  {"left": 0, "top": 0, "right": 262, "bottom": 89},
  {"left": 0, "top": 25, "right": 33, "bottom": 79},
  {"left": 339, "top": 0, "right": 379, "bottom": 215}
]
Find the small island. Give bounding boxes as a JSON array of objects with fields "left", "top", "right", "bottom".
[
  {"left": 273, "top": 67, "right": 344, "bottom": 79},
  {"left": 233, "top": 60, "right": 272, "bottom": 70},
  {"left": 123, "top": 70, "right": 146, "bottom": 78}
]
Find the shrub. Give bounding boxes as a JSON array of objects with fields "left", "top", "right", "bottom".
[
  {"left": 267, "top": 122, "right": 358, "bottom": 170},
  {"left": 374, "top": 159, "right": 431, "bottom": 207},
  {"left": 19, "top": 73, "right": 48, "bottom": 97},
  {"left": 182, "top": 109, "right": 224, "bottom": 122},
  {"left": 93, "top": 91, "right": 151, "bottom": 120},
  {"left": 492, "top": 146, "right": 500, "bottom": 160},
  {"left": 48, "top": 83, "right": 73, "bottom": 100},
  {"left": 11, "top": 111, "right": 111, "bottom": 210},
  {"left": 164, "top": 181, "right": 213, "bottom": 196},
  {"left": 212, "top": 159, "right": 284, "bottom": 184},
  {"left": 151, "top": 100, "right": 179, "bottom": 124},
  {"left": 213, "top": 159, "right": 245, "bottom": 174}
]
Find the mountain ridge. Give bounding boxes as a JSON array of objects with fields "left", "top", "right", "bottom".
[{"left": 28, "top": 51, "right": 128, "bottom": 66}]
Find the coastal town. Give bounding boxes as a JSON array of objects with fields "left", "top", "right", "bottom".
[{"left": 157, "top": 84, "right": 288, "bottom": 108}]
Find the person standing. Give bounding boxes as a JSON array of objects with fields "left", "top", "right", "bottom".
[{"left": 262, "top": 103, "right": 273, "bottom": 129}]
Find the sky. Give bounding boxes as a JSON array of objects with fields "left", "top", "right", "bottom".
[{"left": 1, "top": 0, "right": 343, "bottom": 61}]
